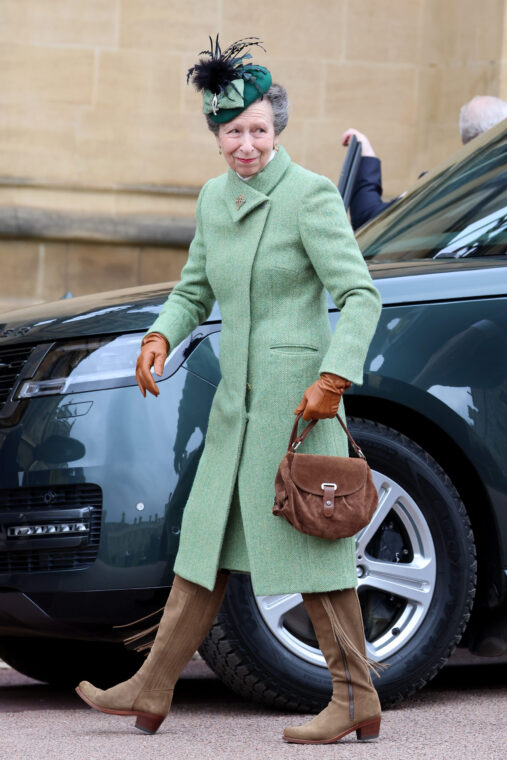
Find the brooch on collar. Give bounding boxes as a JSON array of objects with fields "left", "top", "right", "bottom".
[{"left": 235, "top": 194, "right": 246, "bottom": 210}]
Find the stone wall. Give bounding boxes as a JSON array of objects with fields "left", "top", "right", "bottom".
[{"left": 0, "top": 0, "right": 505, "bottom": 311}]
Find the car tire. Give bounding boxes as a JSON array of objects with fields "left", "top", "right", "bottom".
[
  {"left": 199, "top": 418, "right": 477, "bottom": 710},
  {"left": 0, "top": 636, "right": 145, "bottom": 688}
]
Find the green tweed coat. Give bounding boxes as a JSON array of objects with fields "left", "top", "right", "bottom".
[{"left": 148, "top": 147, "right": 381, "bottom": 596}]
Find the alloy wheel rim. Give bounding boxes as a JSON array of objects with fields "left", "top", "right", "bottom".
[{"left": 255, "top": 469, "right": 437, "bottom": 666}]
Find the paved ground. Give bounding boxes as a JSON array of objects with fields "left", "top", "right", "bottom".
[{"left": 0, "top": 655, "right": 505, "bottom": 760}]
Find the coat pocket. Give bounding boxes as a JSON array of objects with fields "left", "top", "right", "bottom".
[{"left": 269, "top": 344, "right": 319, "bottom": 355}]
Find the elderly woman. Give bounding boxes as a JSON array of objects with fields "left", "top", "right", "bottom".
[{"left": 76, "top": 37, "right": 382, "bottom": 745}]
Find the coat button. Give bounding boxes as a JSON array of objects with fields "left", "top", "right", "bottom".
[{"left": 246, "top": 382, "right": 252, "bottom": 390}]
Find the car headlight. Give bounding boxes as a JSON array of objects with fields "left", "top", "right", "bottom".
[{"left": 17, "top": 333, "right": 176, "bottom": 398}]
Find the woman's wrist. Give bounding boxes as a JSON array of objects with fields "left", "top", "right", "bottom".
[
  {"left": 319, "top": 372, "right": 351, "bottom": 393},
  {"left": 142, "top": 332, "right": 170, "bottom": 352}
]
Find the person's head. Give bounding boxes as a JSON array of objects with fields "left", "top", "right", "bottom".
[
  {"left": 205, "top": 84, "right": 289, "bottom": 177},
  {"left": 459, "top": 95, "right": 507, "bottom": 144},
  {"left": 187, "top": 36, "right": 289, "bottom": 176}
]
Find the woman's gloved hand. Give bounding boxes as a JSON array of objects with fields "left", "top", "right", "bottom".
[
  {"left": 294, "top": 373, "right": 351, "bottom": 421},
  {"left": 136, "top": 332, "right": 169, "bottom": 397}
]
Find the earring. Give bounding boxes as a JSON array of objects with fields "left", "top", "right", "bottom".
[
  {"left": 274, "top": 144, "right": 279, "bottom": 152},
  {"left": 218, "top": 147, "right": 222, "bottom": 155}
]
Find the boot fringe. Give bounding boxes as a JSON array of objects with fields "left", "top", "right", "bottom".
[
  {"left": 320, "top": 594, "right": 388, "bottom": 679},
  {"left": 114, "top": 606, "right": 165, "bottom": 630},
  {"left": 123, "top": 624, "right": 160, "bottom": 652},
  {"left": 113, "top": 608, "right": 164, "bottom": 653}
]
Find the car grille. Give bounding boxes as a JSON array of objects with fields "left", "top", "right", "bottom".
[
  {"left": 0, "top": 344, "right": 36, "bottom": 407},
  {"left": 0, "top": 484, "right": 102, "bottom": 573}
]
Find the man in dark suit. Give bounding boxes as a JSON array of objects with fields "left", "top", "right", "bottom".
[{"left": 343, "top": 95, "right": 507, "bottom": 231}]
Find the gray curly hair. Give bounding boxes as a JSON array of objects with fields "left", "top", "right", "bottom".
[
  {"left": 459, "top": 95, "right": 507, "bottom": 144},
  {"left": 205, "top": 83, "right": 289, "bottom": 136}
]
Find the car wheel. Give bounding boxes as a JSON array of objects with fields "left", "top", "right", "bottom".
[
  {"left": 199, "top": 418, "right": 477, "bottom": 710},
  {"left": 0, "top": 636, "right": 145, "bottom": 688}
]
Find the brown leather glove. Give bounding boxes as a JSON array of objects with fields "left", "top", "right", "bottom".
[
  {"left": 136, "top": 332, "right": 169, "bottom": 397},
  {"left": 294, "top": 372, "right": 351, "bottom": 421}
]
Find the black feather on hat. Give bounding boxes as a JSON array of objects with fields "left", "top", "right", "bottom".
[{"left": 187, "top": 35, "right": 268, "bottom": 97}]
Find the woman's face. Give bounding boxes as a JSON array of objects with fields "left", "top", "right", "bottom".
[{"left": 216, "top": 98, "right": 277, "bottom": 178}]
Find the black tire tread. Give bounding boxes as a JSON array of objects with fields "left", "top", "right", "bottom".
[
  {"left": 346, "top": 418, "right": 477, "bottom": 705},
  {"left": 200, "top": 615, "right": 322, "bottom": 712}
]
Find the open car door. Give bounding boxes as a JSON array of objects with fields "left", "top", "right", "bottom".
[{"left": 337, "top": 134, "right": 362, "bottom": 211}]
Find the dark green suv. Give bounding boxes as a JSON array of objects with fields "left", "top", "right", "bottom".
[{"left": 0, "top": 121, "right": 505, "bottom": 710}]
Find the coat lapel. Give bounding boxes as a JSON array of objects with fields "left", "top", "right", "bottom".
[{"left": 224, "top": 147, "right": 291, "bottom": 222}]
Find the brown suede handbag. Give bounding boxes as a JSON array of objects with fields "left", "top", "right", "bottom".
[{"left": 273, "top": 413, "right": 378, "bottom": 539}]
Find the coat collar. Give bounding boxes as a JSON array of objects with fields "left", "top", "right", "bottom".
[{"left": 224, "top": 146, "right": 291, "bottom": 221}]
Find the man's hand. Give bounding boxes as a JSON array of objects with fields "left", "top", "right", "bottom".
[
  {"left": 136, "top": 332, "right": 169, "bottom": 397},
  {"left": 295, "top": 373, "right": 351, "bottom": 421},
  {"left": 342, "top": 128, "right": 376, "bottom": 158}
]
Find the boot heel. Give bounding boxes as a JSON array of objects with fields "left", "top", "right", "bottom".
[
  {"left": 356, "top": 717, "right": 381, "bottom": 741},
  {"left": 135, "top": 712, "right": 164, "bottom": 734}
]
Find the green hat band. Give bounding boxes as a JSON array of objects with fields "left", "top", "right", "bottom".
[{"left": 204, "top": 67, "right": 272, "bottom": 124}]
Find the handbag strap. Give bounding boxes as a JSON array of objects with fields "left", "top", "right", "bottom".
[{"left": 290, "top": 412, "right": 366, "bottom": 460}]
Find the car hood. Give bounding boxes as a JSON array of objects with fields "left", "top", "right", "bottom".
[
  {"left": 0, "top": 282, "right": 178, "bottom": 344},
  {"left": 0, "top": 260, "right": 505, "bottom": 345}
]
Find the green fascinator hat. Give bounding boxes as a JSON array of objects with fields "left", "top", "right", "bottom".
[{"left": 187, "top": 35, "right": 272, "bottom": 124}]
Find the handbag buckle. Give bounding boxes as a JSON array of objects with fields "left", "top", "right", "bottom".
[{"left": 321, "top": 482, "right": 337, "bottom": 490}]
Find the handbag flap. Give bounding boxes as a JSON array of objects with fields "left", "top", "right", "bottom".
[{"left": 290, "top": 453, "right": 368, "bottom": 497}]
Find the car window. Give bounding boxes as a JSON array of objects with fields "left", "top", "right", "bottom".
[{"left": 360, "top": 132, "right": 507, "bottom": 262}]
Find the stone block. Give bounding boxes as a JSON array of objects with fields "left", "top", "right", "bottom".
[
  {"left": 302, "top": 119, "right": 354, "bottom": 185},
  {"left": 325, "top": 63, "right": 418, "bottom": 126},
  {"left": 0, "top": 0, "right": 117, "bottom": 47},
  {"left": 67, "top": 244, "right": 139, "bottom": 296},
  {"left": 120, "top": 0, "right": 220, "bottom": 51},
  {"left": 78, "top": 50, "right": 220, "bottom": 186},
  {"left": 457, "top": 0, "right": 504, "bottom": 63},
  {"left": 113, "top": 192, "right": 198, "bottom": 219},
  {"left": 0, "top": 186, "right": 117, "bottom": 217},
  {"left": 418, "top": 66, "right": 469, "bottom": 128},
  {"left": 269, "top": 59, "right": 325, "bottom": 120},
  {"left": 222, "top": 0, "right": 346, "bottom": 61},
  {"left": 281, "top": 118, "right": 313, "bottom": 170},
  {"left": 462, "top": 62, "right": 502, "bottom": 101},
  {"left": 420, "top": 0, "right": 503, "bottom": 66},
  {"left": 362, "top": 121, "right": 419, "bottom": 197},
  {"left": 0, "top": 103, "right": 80, "bottom": 182},
  {"left": 0, "top": 241, "right": 40, "bottom": 299},
  {"left": 419, "top": 0, "right": 462, "bottom": 65},
  {"left": 94, "top": 50, "right": 182, "bottom": 121},
  {"left": 0, "top": 45, "right": 94, "bottom": 106},
  {"left": 346, "top": 0, "right": 422, "bottom": 63},
  {"left": 139, "top": 247, "right": 189, "bottom": 286},
  {"left": 77, "top": 107, "right": 222, "bottom": 187},
  {"left": 36, "top": 243, "right": 69, "bottom": 301}
]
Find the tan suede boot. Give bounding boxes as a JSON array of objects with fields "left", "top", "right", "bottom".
[
  {"left": 284, "top": 588, "right": 382, "bottom": 744},
  {"left": 76, "top": 573, "right": 228, "bottom": 733}
]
